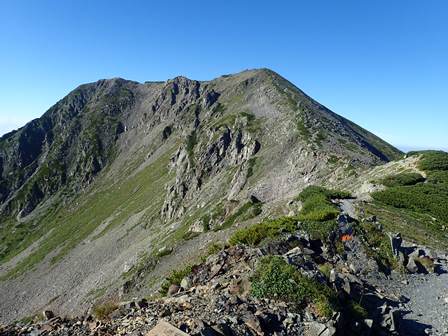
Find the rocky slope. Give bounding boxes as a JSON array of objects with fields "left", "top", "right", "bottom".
[
  {"left": 1, "top": 190, "right": 446, "bottom": 336},
  {"left": 0, "top": 69, "right": 403, "bottom": 324}
]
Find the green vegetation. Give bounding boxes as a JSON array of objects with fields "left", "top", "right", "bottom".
[
  {"left": 160, "top": 264, "right": 194, "bottom": 295},
  {"left": 413, "top": 150, "right": 448, "bottom": 171},
  {"left": 229, "top": 217, "right": 297, "bottom": 246},
  {"left": 246, "top": 157, "right": 257, "bottom": 179},
  {"left": 318, "top": 263, "right": 332, "bottom": 279},
  {"left": 296, "top": 116, "right": 311, "bottom": 143},
  {"left": 216, "top": 200, "right": 262, "bottom": 230},
  {"left": 344, "top": 301, "right": 368, "bottom": 320},
  {"left": 186, "top": 130, "right": 197, "bottom": 159},
  {"left": 92, "top": 300, "right": 119, "bottom": 320},
  {"left": 356, "top": 222, "right": 398, "bottom": 272},
  {"left": 251, "top": 256, "right": 337, "bottom": 317},
  {"left": 87, "top": 286, "right": 107, "bottom": 300},
  {"left": 122, "top": 252, "right": 157, "bottom": 280},
  {"left": 296, "top": 186, "right": 350, "bottom": 222},
  {"left": 229, "top": 186, "right": 350, "bottom": 246},
  {"left": 379, "top": 172, "right": 425, "bottom": 187},
  {"left": 301, "top": 220, "right": 339, "bottom": 240},
  {"left": 1, "top": 148, "right": 173, "bottom": 279},
  {"left": 372, "top": 151, "right": 448, "bottom": 228}
]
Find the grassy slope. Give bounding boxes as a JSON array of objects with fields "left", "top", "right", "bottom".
[
  {"left": 367, "top": 151, "right": 448, "bottom": 249},
  {"left": 1, "top": 147, "right": 173, "bottom": 279}
]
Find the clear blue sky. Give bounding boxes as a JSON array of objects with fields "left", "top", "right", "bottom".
[{"left": 0, "top": 0, "right": 446, "bottom": 150}]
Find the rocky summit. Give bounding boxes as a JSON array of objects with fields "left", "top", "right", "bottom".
[{"left": 0, "top": 69, "right": 447, "bottom": 335}]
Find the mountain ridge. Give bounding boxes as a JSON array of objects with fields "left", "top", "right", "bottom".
[{"left": 0, "top": 68, "right": 403, "bottom": 323}]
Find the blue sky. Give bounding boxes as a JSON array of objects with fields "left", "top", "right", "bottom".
[{"left": 0, "top": 0, "right": 446, "bottom": 150}]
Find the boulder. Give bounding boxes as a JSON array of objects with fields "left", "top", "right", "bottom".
[
  {"left": 180, "top": 276, "right": 192, "bottom": 291},
  {"left": 42, "top": 310, "right": 54, "bottom": 320},
  {"left": 136, "top": 298, "right": 148, "bottom": 309},
  {"left": 406, "top": 258, "right": 418, "bottom": 273},
  {"left": 167, "top": 284, "right": 180, "bottom": 296},
  {"left": 305, "top": 321, "right": 336, "bottom": 336},
  {"left": 146, "top": 321, "right": 189, "bottom": 336}
]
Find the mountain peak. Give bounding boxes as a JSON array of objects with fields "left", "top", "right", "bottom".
[{"left": 0, "top": 69, "right": 402, "bottom": 323}]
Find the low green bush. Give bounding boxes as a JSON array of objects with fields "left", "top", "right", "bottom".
[
  {"left": 251, "top": 256, "right": 336, "bottom": 317},
  {"left": 344, "top": 300, "right": 368, "bottom": 320},
  {"left": 301, "top": 220, "right": 338, "bottom": 240},
  {"left": 379, "top": 172, "right": 425, "bottom": 187},
  {"left": 160, "top": 264, "right": 193, "bottom": 295},
  {"left": 427, "top": 170, "right": 448, "bottom": 184},
  {"left": 92, "top": 300, "right": 119, "bottom": 320},
  {"left": 356, "top": 222, "right": 397, "bottom": 272},
  {"left": 372, "top": 184, "right": 448, "bottom": 224},
  {"left": 228, "top": 217, "right": 297, "bottom": 246},
  {"left": 296, "top": 186, "right": 349, "bottom": 222},
  {"left": 416, "top": 150, "right": 448, "bottom": 171}
]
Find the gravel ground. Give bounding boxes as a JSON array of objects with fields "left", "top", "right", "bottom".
[{"left": 400, "top": 272, "right": 448, "bottom": 336}]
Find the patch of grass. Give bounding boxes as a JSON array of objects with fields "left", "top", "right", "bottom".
[
  {"left": 301, "top": 220, "right": 339, "bottom": 240},
  {"left": 229, "top": 217, "right": 297, "bottom": 246},
  {"left": 200, "top": 242, "right": 224, "bottom": 262},
  {"left": 368, "top": 150, "right": 448, "bottom": 248},
  {"left": 215, "top": 200, "right": 262, "bottom": 231},
  {"left": 296, "top": 117, "right": 311, "bottom": 143},
  {"left": 87, "top": 286, "right": 107, "bottom": 300},
  {"left": 318, "top": 263, "right": 332, "bottom": 279},
  {"left": 344, "top": 300, "right": 368, "bottom": 320},
  {"left": 251, "top": 256, "right": 337, "bottom": 317},
  {"left": 363, "top": 202, "right": 448, "bottom": 249},
  {"left": 92, "top": 300, "right": 119, "bottom": 320},
  {"left": 356, "top": 222, "right": 398, "bottom": 272},
  {"left": 247, "top": 157, "right": 257, "bottom": 179},
  {"left": 186, "top": 130, "right": 197, "bottom": 159},
  {"left": 296, "top": 186, "right": 350, "bottom": 222},
  {"left": 122, "top": 251, "right": 157, "bottom": 280},
  {"left": 372, "top": 184, "right": 448, "bottom": 224},
  {"left": 379, "top": 172, "right": 425, "bottom": 187},
  {"left": 160, "top": 264, "right": 193, "bottom": 295},
  {"left": 1, "top": 148, "right": 174, "bottom": 279},
  {"left": 412, "top": 150, "right": 448, "bottom": 171}
]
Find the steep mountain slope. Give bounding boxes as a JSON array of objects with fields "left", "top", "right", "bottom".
[{"left": 0, "top": 69, "right": 401, "bottom": 323}]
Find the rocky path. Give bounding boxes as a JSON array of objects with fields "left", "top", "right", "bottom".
[{"left": 400, "top": 272, "right": 448, "bottom": 336}]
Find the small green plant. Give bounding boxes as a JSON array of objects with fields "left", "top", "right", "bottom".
[
  {"left": 92, "top": 300, "right": 119, "bottom": 320},
  {"left": 160, "top": 264, "right": 194, "bottom": 295},
  {"left": 344, "top": 300, "right": 368, "bottom": 320},
  {"left": 186, "top": 130, "right": 197, "bottom": 158},
  {"left": 206, "top": 242, "right": 224, "bottom": 255},
  {"left": 214, "top": 200, "right": 262, "bottom": 231},
  {"left": 356, "top": 222, "right": 397, "bottom": 272},
  {"left": 318, "top": 263, "right": 332, "bottom": 279},
  {"left": 229, "top": 217, "right": 297, "bottom": 246},
  {"left": 251, "top": 256, "right": 336, "bottom": 317},
  {"left": 301, "top": 220, "right": 338, "bottom": 240}
]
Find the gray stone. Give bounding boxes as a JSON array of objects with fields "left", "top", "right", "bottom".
[
  {"left": 167, "top": 284, "right": 180, "bottom": 296},
  {"left": 180, "top": 276, "right": 192, "bottom": 290},
  {"left": 406, "top": 258, "right": 418, "bottom": 273}
]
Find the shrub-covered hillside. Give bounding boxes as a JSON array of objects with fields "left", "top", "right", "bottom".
[{"left": 370, "top": 151, "right": 448, "bottom": 247}]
